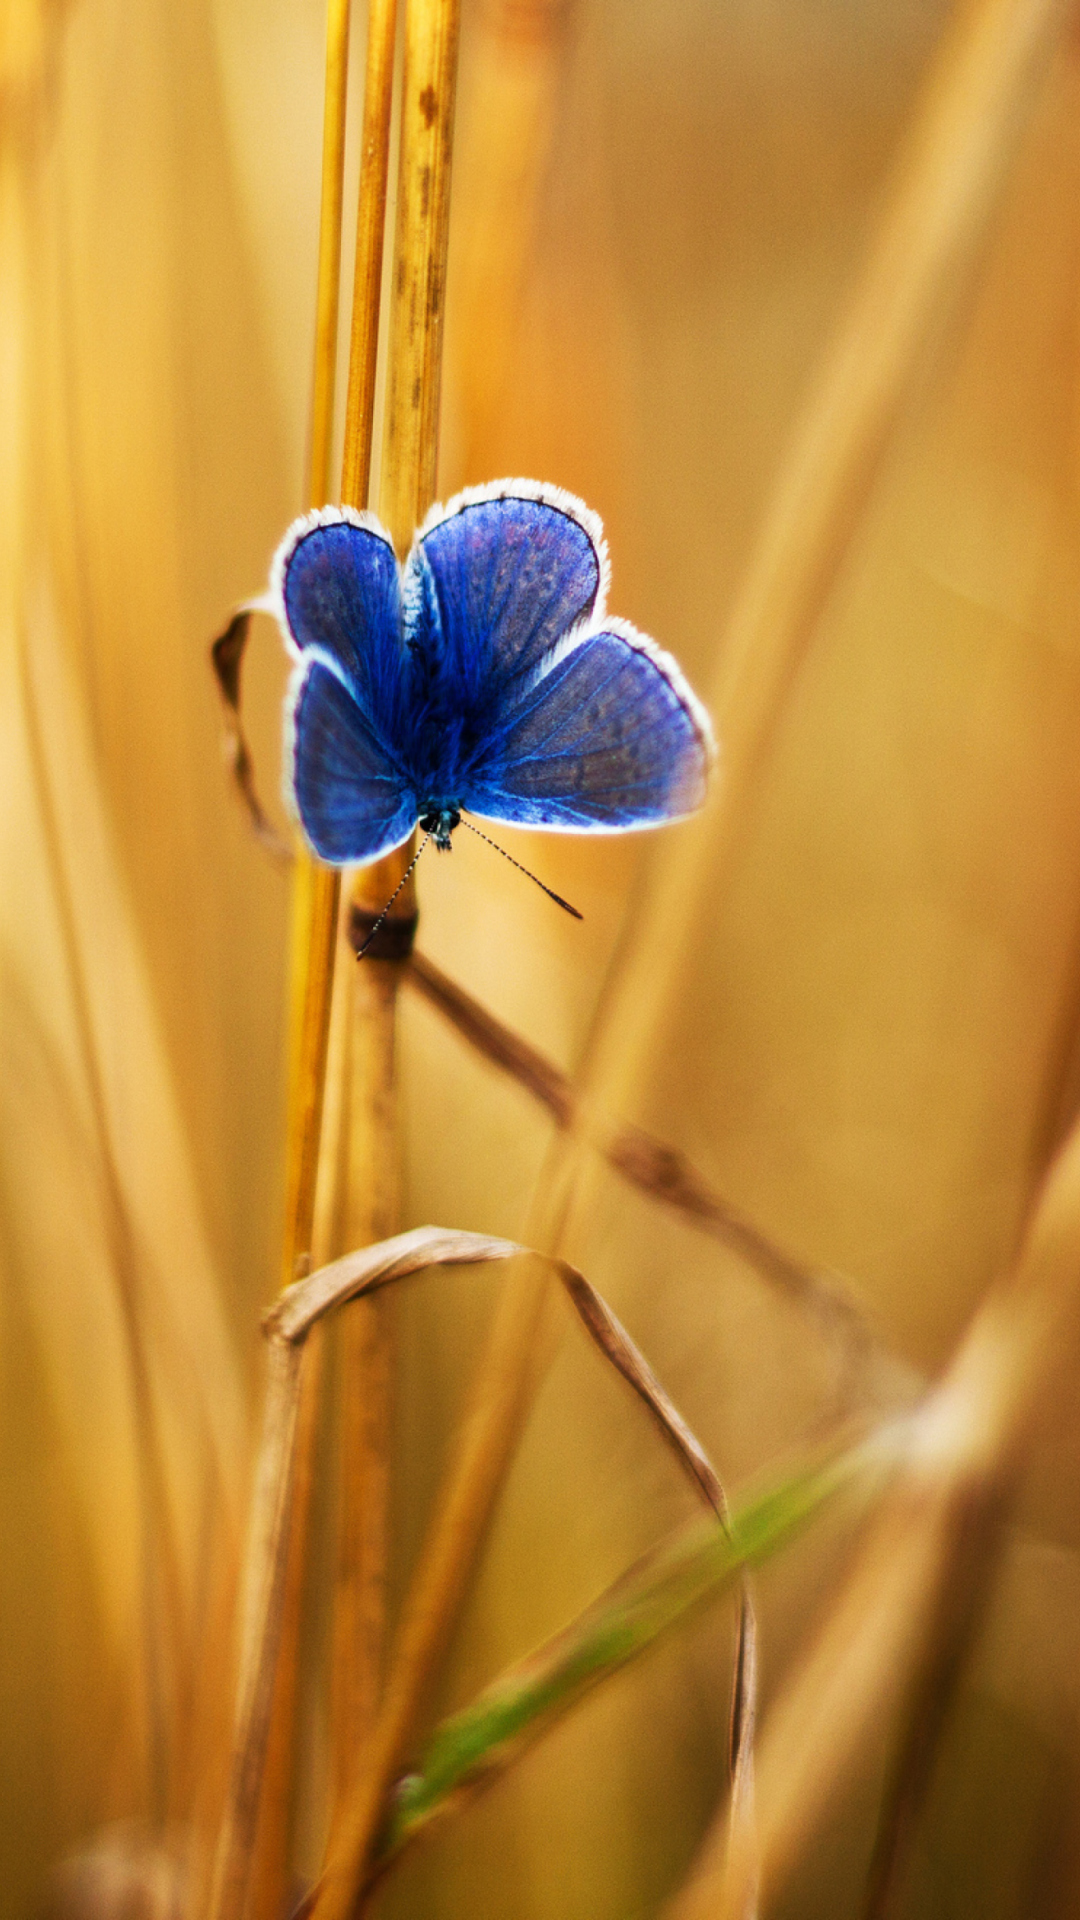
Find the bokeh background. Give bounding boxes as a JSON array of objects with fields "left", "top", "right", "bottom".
[{"left": 4, "top": 0, "right": 1080, "bottom": 1914}]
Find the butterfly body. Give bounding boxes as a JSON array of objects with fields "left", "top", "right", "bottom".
[
  {"left": 273, "top": 480, "right": 715, "bottom": 869},
  {"left": 418, "top": 805, "right": 462, "bottom": 850}
]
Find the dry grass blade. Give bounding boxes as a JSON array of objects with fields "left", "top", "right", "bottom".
[
  {"left": 378, "top": 0, "right": 461, "bottom": 549},
  {"left": 209, "top": 608, "right": 293, "bottom": 862},
  {"left": 558, "top": 1268, "right": 726, "bottom": 1517},
  {"left": 210, "top": 1229, "right": 522, "bottom": 1920},
  {"left": 313, "top": 1274, "right": 553, "bottom": 1917},
  {"left": 408, "top": 949, "right": 870, "bottom": 1371},
  {"left": 270, "top": 1226, "right": 522, "bottom": 1343},
  {"left": 206, "top": 1339, "right": 308, "bottom": 1920},
  {"left": 558, "top": 1264, "right": 760, "bottom": 1881}
]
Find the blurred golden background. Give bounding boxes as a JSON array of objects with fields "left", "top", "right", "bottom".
[{"left": 4, "top": 0, "right": 1080, "bottom": 1914}]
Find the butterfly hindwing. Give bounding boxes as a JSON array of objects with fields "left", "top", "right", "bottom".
[
  {"left": 462, "top": 621, "right": 714, "bottom": 832},
  {"left": 405, "top": 483, "right": 608, "bottom": 707},
  {"left": 286, "top": 654, "right": 415, "bottom": 864}
]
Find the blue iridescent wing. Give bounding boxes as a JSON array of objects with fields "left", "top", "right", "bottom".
[
  {"left": 273, "top": 507, "right": 417, "bottom": 862},
  {"left": 462, "top": 620, "right": 715, "bottom": 832},
  {"left": 285, "top": 654, "right": 415, "bottom": 863},
  {"left": 272, "top": 507, "right": 406, "bottom": 734},
  {"left": 403, "top": 482, "right": 607, "bottom": 707}
]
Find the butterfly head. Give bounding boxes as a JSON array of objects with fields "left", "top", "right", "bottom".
[{"left": 418, "top": 804, "right": 461, "bottom": 850}]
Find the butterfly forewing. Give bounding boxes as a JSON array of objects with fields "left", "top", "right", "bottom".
[
  {"left": 407, "top": 486, "right": 607, "bottom": 706},
  {"left": 276, "top": 510, "right": 405, "bottom": 735}
]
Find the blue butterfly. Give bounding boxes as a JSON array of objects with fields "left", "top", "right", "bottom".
[{"left": 272, "top": 480, "right": 715, "bottom": 878}]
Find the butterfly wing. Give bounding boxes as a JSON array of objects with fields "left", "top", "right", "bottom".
[
  {"left": 462, "top": 619, "right": 715, "bottom": 832},
  {"left": 273, "top": 508, "right": 415, "bottom": 863},
  {"left": 404, "top": 482, "right": 607, "bottom": 710},
  {"left": 273, "top": 506, "right": 406, "bottom": 733},
  {"left": 285, "top": 654, "right": 415, "bottom": 863}
]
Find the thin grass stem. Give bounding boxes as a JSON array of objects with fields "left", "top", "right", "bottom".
[
  {"left": 16, "top": 619, "right": 187, "bottom": 1827},
  {"left": 307, "top": 0, "right": 464, "bottom": 1905},
  {"left": 313, "top": 0, "right": 405, "bottom": 1829},
  {"left": 211, "top": 3, "right": 354, "bottom": 1914},
  {"left": 317, "top": 0, "right": 462, "bottom": 1849}
]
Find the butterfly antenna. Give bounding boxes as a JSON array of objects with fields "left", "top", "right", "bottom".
[
  {"left": 459, "top": 816, "right": 583, "bottom": 919},
  {"left": 355, "top": 833, "right": 432, "bottom": 958}
]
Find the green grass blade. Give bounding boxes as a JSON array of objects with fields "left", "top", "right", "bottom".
[{"left": 378, "top": 1430, "right": 893, "bottom": 1866}]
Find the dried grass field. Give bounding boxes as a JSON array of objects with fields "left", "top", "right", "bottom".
[{"left": 4, "top": 0, "right": 1080, "bottom": 1916}]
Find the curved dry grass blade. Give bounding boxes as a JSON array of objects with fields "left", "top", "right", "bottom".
[
  {"left": 210, "top": 1228, "right": 523, "bottom": 1920},
  {"left": 558, "top": 1268, "right": 726, "bottom": 1516},
  {"left": 369, "top": 1431, "right": 891, "bottom": 1879},
  {"left": 559, "top": 1264, "right": 761, "bottom": 1898},
  {"left": 312, "top": 1231, "right": 767, "bottom": 1920},
  {"left": 270, "top": 1226, "right": 522, "bottom": 1343},
  {"left": 209, "top": 607, "right": 293, "bottom": 861},
  {"left": 727, "top": 1592, "right": 760, "bottom": 1920}
]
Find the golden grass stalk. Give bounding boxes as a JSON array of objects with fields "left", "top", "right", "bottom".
[
  {"left": 340, "top": 0, "right": 400, "bottom": 514},
  {"left": 444, "top": 0, "right": 574, "bottom": 477},
  {"left": 297, "top": 1, "right": 464, "bottom": 1907},
  {"left": 316, "top": 0, "right": 402, "bottom": 1827},
  {"left": 210, "top": 5, "right": 355, "bottom": 1914},
  {"left": 279, "top": 0, "right": 357, "bottom": 1308},
  {"left": 560, "top": 0, "right": 1072, "bottom": 1204},
  {"left": 670, "top": 1085, "right": 1080, "bottom": 1920},
  {"left": 318, "top": 0, "right": 464, "bottom": 1842},
  {"left": 17, "top": 630, "right": 187, "bottom": 1824},
  {"left": 217, "top": 0, "right": 461, "bottom": 1907}
]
